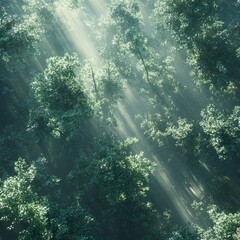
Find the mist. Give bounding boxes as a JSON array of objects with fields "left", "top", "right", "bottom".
[{"left": 1, "top": 0, "right": 240, "bottom": 239}]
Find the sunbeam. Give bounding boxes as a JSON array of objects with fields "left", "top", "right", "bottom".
[{"left": 1, "top": 0, "right": 240, "bottom": 239}]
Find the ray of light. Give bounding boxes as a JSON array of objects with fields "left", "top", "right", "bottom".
[
  {"left": 56, "top": 6, "right": 102, "bottom": 62},
  {"left": 114, "top": 84, "right": 206, "bottom": 226},
  {"left": 8, "top": 0, "right": 212, "bottom": 228}
]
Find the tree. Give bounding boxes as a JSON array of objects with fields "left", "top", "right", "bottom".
[
  {"left": 0, "top": 0, "right": 59, "bottom": 177},
  {"left": 51, "top": 199, "right": 96, "bottom": 240},
  {"left": 169, "top": 226, "right": 199, "bottom": 240},
  {"left": 155, "top": 0, "right": 240, "bottom": 98},
  {"left": 198, "top": 206, "right": 240, "bottom": 240},
  {"left": 0, "top": 0, "right": 56, "bottom": 69},
  {"left": 200, "top": 104, "right": 240, "bottom": 161},
  {"left": 0, "top": 126, "right": 26, "bottom": 177},
  {"left": 68, "top": 136, "right": 160, "bottom": 240},
  {"left": 29, "top": 53, "right": 94, "bottom": 140},
  {"left": 97, "top": 61, "right": 126, "bottom": 126},
  {"left": 0, "top": 158, "right": 56, "bottom": 240}
]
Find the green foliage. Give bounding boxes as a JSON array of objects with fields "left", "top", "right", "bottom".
[
  {"left": 93, "top": 137, "right": 155, "bottom": 200},
  {"left": 52, "top": 202, "right": 95, "bottom": 240},
  {"left": 0, "top": 158, "right": 53, "bottom": 240},
  {"left": 0, "top": 0, "right": 57, "bottom": 68},
  {"left": 22, "top": 0, "right": 56, "bottom": 25},
  {"left": 29, "top": 53, "right": 94, "bottom": 139},
  {"left": 0, "top": 11, "right": 40, "bottom": 69},
  {"left": 168, "top": 118, "right": 194, "bottom": 146},
  {"left": 199, "top": 206, "right": 240, "bottom": 240},
  {"left": 156, "top": 0, "right": 240, "bottom": 96},
  {"left": 200, "top": 105, "right": 240, "bottom": 160},
  {"left": 68, "top": 136, "right": 160, "bottom": 240},
  {"left": 65, "top": 0, "right": 84, "bottom": 9},
  {"left": 110, "top": 1, "right": 145, "bottom": 55},
  {"left": 1, "top": 0, "right": 240, "bottom": 239},
  {"left": 141, "top": 114, "right": 196, "bottom": 152},
  {"left": 141, "top": 113, "right": 174, "bottom": 148},
  {"left": 169, "top": 226, "right": 199, "bottom": 240},
  {"left": 98, "top": 61, "right": 126, "bottom": 125},
  {"left": 0, "top": 126, "right": 25, "bottom": 176},
  {"left": 155, "top": 0, "right": 221, "bottom": 46},
  {"left": 99, "top": 62, "right": 125, "bottom": 104}
]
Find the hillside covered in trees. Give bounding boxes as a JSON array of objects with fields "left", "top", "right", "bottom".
[{"left": 0, "top": 0, "right": 240, "bottom": 239}]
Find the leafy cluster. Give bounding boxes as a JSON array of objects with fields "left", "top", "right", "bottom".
[
  {"left": 29, "top": 54, "right": 94, "bottom": 139},
  {"left": 0, "top": 158, "right": 53, "bottom": 240},
  {"left": 1, "top": 0, "right": 240, "bottom": 240}
]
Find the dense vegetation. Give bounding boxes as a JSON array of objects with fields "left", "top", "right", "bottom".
[{"left": 0, "top": 0, "right": 240, "bottom": 239}]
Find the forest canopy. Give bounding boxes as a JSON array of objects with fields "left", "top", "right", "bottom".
[{"left": 0, "top": 0, "right": 240, "bottom": 239}]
